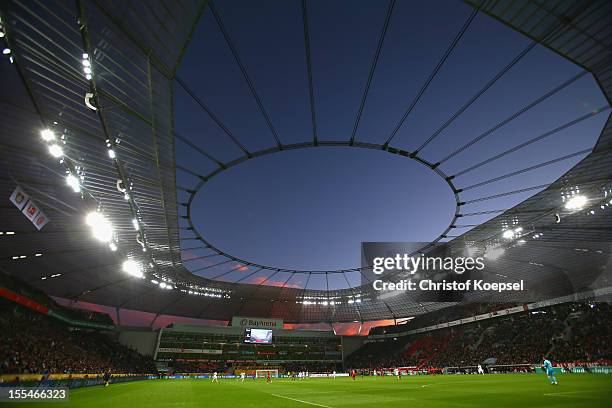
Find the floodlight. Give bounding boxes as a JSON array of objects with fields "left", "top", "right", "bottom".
[
  {"left": 65, "top": 174, "right": 80, "bottom": 192},
  {"left": 86, "top": 211, "right": 113, "bottom": 242},
  {"left": 40, "top": 129, "right": 55, "bottom": 141},
  {"left": 565, "top": 195, "right": 587, "bottom": 210},
  {"left": 48, "top": 144, "right": 63, "bottom": 158},
  {"left": 122, "top": 259, "right": 143, "bottom": 278}
]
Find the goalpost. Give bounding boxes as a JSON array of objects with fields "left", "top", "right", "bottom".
[{"left": 255, "top": 369, "right": 279, "bottom": 379}]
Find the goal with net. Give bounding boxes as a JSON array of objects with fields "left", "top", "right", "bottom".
[{"left": 255, "top": 369, "right": 279, "bottom": 378}]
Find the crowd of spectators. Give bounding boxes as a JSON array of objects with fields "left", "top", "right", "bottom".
[
  {"left": 427, "top": 311, "right": 565, "bottom": 367},
  {"left": 2, "top": 293, "right": 609, "bottom": 376},
  {"left": 0, "top": 274, "right": 114, "bottom": 327},
  {"left": 170, "top": 361, "right": 341, "bottom": 374},
  {"left": 0, "top": 301, "right": 156, "bottom": 375},
  {"left": 348, "top": 302, "right": 611, "bottom": 370},
  {"left": 281, "top": 362, "right": 341, "bottom": 373},
  {"left": 552, "top": 303, "right": 610, "bottom": 363}
]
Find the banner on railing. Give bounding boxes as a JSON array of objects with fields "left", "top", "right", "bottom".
[
  {"left": 157, "top": 348, "right": 222, "bottom": 354},
  {"left": 10, "top": 186, "right": 50, "bottom": 230}
]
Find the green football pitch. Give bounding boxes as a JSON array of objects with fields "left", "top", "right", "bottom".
[{"left": 6, "top": 374, "right": 611, "bottom": 407}]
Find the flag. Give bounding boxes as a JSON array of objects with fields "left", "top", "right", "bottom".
[
  {"left": 33, "top": 211, "right": 49, "bottom": 230},
  {"left": 22, "top": 200, "right": 40, "bottom": 221},
  {"left": 9, "top": 186, "right": 30, "bottom": 210}
]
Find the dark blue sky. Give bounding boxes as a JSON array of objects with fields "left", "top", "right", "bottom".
[{"left": 174, "top": 0, "right": 608, "bottom": 284}]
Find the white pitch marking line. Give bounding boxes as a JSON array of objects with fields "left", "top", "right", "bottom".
[
  {"left": 543, "top": 391, "right": 592, "bottom": 397},
  {"left": 271, "top": 393, "right": 332, "bottom": 408}
]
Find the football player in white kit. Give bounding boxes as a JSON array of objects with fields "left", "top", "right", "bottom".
[
  {"left": 212, "top": 372, "right": 218, "bottom": 382},
  {"left": 477, "top": 364, "right": 485, "bottom": 375},
  {"left": 240, "top": 372, "right": 246, "bottom": 382}
]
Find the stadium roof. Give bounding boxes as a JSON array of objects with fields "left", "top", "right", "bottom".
[{"left": 0, "top": 0, "right": 610, "bottom": 323}]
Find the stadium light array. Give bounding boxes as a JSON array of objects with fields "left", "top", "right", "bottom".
[
  {"left": 40, "top": 273, "right": 61, "bottom": 280},
  {"left": 40, "top": 129, "right": 55, "bottom": 141},
  {"left": 82, "top": 53, "right": 92, "bottom": 80},
  {"left": 86, "top": 211, "right": 113, "bottom": 243},
  {"left": 122, "top": 259, "right": 143, "bottom": 278},
  {"left": 13, "top": 40, "right": 156, "bottom": 276},
  {"left": 564, "top": 194, "right": 587, "bottom": 210},
  {"left": 65, "top": 174, "right": 80, "bottom": 193},
  {"left": 502, "top": 226, "right": 523, "bottom": 240},
  {"left": 48, "top": 144, "right": 63, "bottom": 158}
]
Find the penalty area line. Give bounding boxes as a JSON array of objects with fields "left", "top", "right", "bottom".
[{"left": 270, "top": 393, "right": 332, "bottom": 408}]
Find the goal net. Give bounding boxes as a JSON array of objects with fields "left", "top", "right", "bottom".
[{"left": 255, "top": 369, "right": 279, "bottom": 378}]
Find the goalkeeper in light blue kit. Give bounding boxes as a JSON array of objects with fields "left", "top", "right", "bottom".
[{"left": 543, "top": 358, "right": 558, "bottom": 385}]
